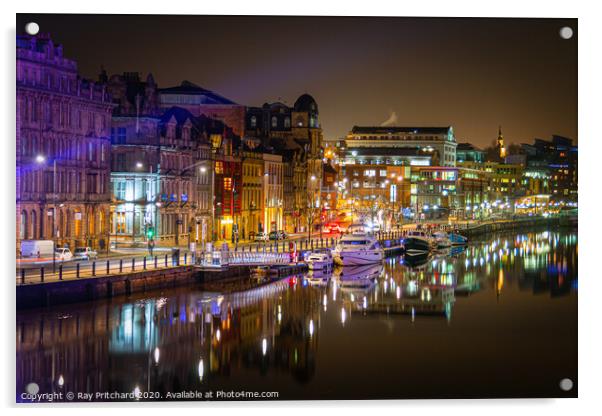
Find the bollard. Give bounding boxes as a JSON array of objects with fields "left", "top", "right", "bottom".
[
  {"left": 20, "top": 268, "right": 25, "bottom": 284},
  {"left": 92, "top": 261, "right": 96, "bottom": 277},
  {"left": 76, "top": 263, "right": 80, "bottom": 278},
  {"left": 40, "top": 267, "right": 44, "bottom": 283},
  {"left": 154, "top": 256, "right": 158, "bottom": 268},
  {"left": 106, "top": 260, "right": 110, "bottom": 275},
  {"left": 119, "top": 259, "right": 123, "bottom": 273},
  {"left": 143, "top": 257, "right": 147, "bottom": 270},
  {"left": 59, "top": 264, "right": 63, "bottom": 280},
  {"left": 131, "top": 258, "right": 135, "bottom": 272}
]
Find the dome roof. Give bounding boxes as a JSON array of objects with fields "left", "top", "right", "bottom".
[{"left": 294, "top": 94, "right": 318, "bottom": 114}]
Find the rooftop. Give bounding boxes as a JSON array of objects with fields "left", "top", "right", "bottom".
[
  {"left": 350, "top": 126, "right": 452, "bottom": 135},
  {"left": 159, "top": 81, "right": 238, "bottom": 105}
]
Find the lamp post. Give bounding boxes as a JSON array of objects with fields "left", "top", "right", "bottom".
[{"left": 181, "top": 159, "right": 214, "bottom": 246}]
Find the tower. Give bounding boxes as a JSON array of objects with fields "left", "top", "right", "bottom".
[{"left": 497, "top": 126, "right": 507, "bottom": 159}]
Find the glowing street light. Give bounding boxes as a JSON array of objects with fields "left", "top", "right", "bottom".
[{"left": 35, "top": 154, "right": 46, "bottom": 163}]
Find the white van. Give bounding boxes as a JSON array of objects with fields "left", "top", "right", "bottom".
[{"left": 20, "top": 240, "right": 54, "bottom": 258}]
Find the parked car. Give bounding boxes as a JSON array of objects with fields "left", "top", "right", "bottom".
[
  {"left": 277, "top": 230, "right": 288, "bottom": 240},
  {"left": 55, "top": 248, "right": 73, "bottom": 261},
  {"left": 254, "top": 232, "right": 269, "bottom": 242},
  {"left": 269, "top": 231, "right": 279, "bottom": 240},
  {"left": 74, "top": 246, "right": 98, "bottom": 260}
]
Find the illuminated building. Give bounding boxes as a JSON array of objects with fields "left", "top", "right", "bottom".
[
  {"left": 521, "top": 135, "right": 577, "bottom": 203},
  {"left": 456, "top": 142, "right": 486, "bottom": 163},
  {"left": 263, "top": 153, "right": 284, "bottom": 232},
  {"left": 245, "top": 94, "right": 324, "bottom": 233},
  {"left": 239, "top": 143, "right": 264, "bottom": 239},
  {"left": 108, "top": 102, "right": 214, "bottom": 247},
  {"left": 321, "top": 162, "right": 338, "bottom": 220},
  {"left": 344, "top": 125, "right": 457, "bottom": 167},
  {"left": 340, "top": 164, "right": 412, "bottom": 226},
  {"left": 17, "top": 34, "right": 113, "bottom": 252},
  {"left": 496, "top": 126, "right": 507, "bottom": 159},
  {"left": 459, "top": 161, "right": 523, "bottom": 206},
  {"left": 410, "top": 166, "right": 463, "bottom": 220}
]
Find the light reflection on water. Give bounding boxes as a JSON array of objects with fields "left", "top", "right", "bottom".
[{"left": 16, "top": 229, "right": 577, "bottom": 401}]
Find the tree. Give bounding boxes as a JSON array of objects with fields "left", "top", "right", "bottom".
[{"left": 306, "top": 192, "right": 321, "bottom": 241}]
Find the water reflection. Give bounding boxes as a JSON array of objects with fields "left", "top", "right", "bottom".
[{"left": 16, "top": 230, "right": 577, "bottom": 401}]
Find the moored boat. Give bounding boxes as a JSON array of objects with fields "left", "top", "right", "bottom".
[
  {"left": 403, "top": 230, "right": 433, "bottom": 253},
  {"left": 305, "top": 249, "right": 334, "bottom": 271},
  {"left": 333, "top": 231, "right": 384, "bottom": 266},
  {"left": 448, "top": 232, "right": 468, "bottom": 245},
  {"left": 433, "top": 231, "right": 452, "bottom": 248}
]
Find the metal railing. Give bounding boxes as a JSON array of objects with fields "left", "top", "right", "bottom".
[{"left": 16, "top": 253, "right": 193, "bottom": 285}]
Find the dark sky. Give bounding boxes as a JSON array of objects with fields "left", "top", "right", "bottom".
[{"left": 16, "top": 14, "right": 577, "bottom": 147}]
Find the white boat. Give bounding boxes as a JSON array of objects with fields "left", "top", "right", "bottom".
[
  {"left": 432, "top": 231, "right": 452, "bottom": 248},
  {"left": 333, "top": 231, "right": 384, "bottom": 266},
  {"left": 305, "top": 249, "right": 334, "bottom": 271}
]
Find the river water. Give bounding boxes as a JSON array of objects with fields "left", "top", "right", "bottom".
[{"left": 16, "top": 228, "right": 577, "bottom": 401}]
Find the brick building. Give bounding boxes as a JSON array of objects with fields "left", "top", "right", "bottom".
[{"left": 16, "top": 34, "right": 114, "bottom": 253}]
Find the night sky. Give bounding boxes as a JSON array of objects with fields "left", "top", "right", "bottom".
[{"left": 16, "top": 14, "right": 577, "bottom": 147}]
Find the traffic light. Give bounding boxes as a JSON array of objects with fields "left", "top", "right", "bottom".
[{"left": 146, "top": 226, "right": 155, "bottom": 240}]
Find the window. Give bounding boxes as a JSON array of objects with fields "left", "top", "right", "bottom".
[
  {"left": 271, "top": 116, "right": 277, "bottom": 128},
  {"left": 20, "top": 211, "right": 27, "bottom": 240},
  {"left": 111, "top": 127, "right": 126, "bottom": 144},
  {"left": 224, "top": 177, "right": 232, "bottom": 191},
  {"left": 380, "top": 170, "right": 387, "bottom": 177},
  {"left": 284, "top": 117, "right": 290, "bottom": 128},
  {"left": 364, "top": 170, "right": 376, "bottom": 177},
  {"left": 115, "top": 181, "right": 126, "bottom": 200},
  {"left": 250, "top": 116, "right": 257, "bottom": 128},
  {"left": 115, "top": 212, "right": 126, "bottom": 234}
]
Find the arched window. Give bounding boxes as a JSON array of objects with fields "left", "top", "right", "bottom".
[
  {"left": 271, "top": 116, "right": 277, "bottom": 128},
  {"left": 59, "top": 210, "right": 65, "bottom": 239},
  {"left": 31, "top": 210, "right": 37, "bottom": 239},
  {"left": 250, "top": 116, "right": 257, "bottom": 128},
  {"left": 20, "top": 211, "right": 28, "bottom": 240},
  {"left": 284, "top": 117, "right": 291, "bottom": 128}
]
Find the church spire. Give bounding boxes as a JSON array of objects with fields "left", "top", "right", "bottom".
[{"left": 497, "top": 125, "right": 506, "bottom": 159}]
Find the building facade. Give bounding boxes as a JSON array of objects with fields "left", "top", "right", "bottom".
[
  {"left": 106, "top": 73, "right": 222, "bottom": 247},
  {"left": 245, "top": 94, "right": 324, "bottom": 234},
  {"left": 345, "top": 126, "right": 457, "bottom": 167},
  {"left": 17, "top": 34, "right": 114, "bottom": 253}
]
